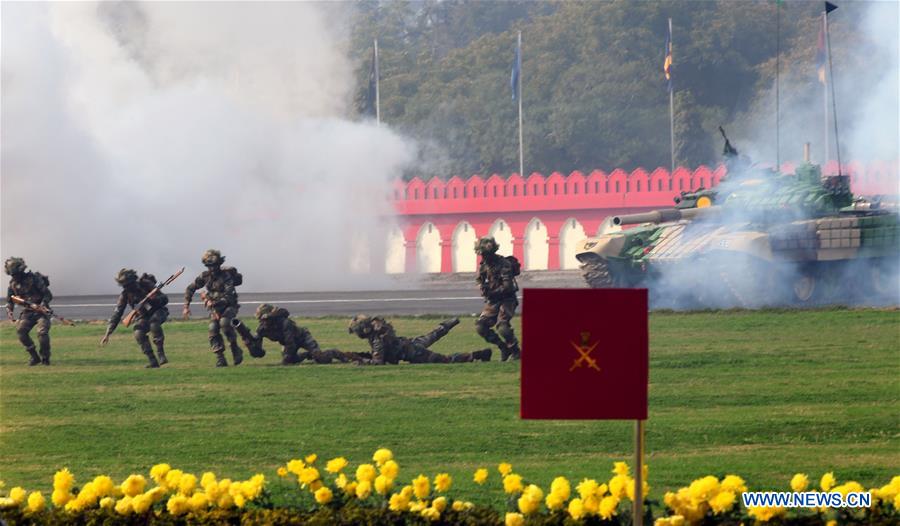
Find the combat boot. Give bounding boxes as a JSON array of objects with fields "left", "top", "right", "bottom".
[
  {"left": 215, "top": 352, "right": 228, "bottom": 367},
  {"left": 230, "top": 344, "right": 244, "bottom": 366},
  {"left": 500, "top": 345, "right": 511, "bottom": 362},
  {"left": 473, "top": 348, "right": 493, "bottom": 362},
  {"left": 39, "top": 348, "right": 51, "bottom": 366},
  {"left": 440, "top": 318, "right": 460, "bottom": 331},
  {"left": 25, "top": 347, "right": 40, "bottom": 366},
  {"left": 506, "top": 342, "right": 521, "bottom": 361},
  {"left": 144, "top": 352, "right": 160, "bottom": 369},
  {"left": 281, "top": 352, "right": 302, "bottom": 365},
  {"left": 156, "top": 348, "right": 169, "bottom": 366}
]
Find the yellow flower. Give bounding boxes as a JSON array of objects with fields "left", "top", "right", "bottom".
[
  {"left": 613, "top": 462, "right": 630, "bottom": 476},
  {"left": 551, "top": 476, "right": 571, "bottom": 501},
  {"left": 305, "top": 454, "right": 318, "bottom": 464},
  {"left": 242, "top": 474, "right": 266, "bottom": 500},
  {"left": 9, "top": 487, "right": 26, "bottom": 505},
  {"left": 166, "top": 494, "right": 190, "bottom": 516},
  {"left": 99, "top": 497, "right": 114, "bottom": 509},
  {"left": 356, "top": 480, "right": 372, "bottom": 499},
  {"left": 234, "top": 493, "right": 246, "bottom": 509},
  {"left": 791, "top": 473, "right": 809, "bottom": 492},
  {"left": 26, "top": 491, "right": 45, "bottom": 513},
  {"left": 720, "top": 474, "right": 747, "bottom": 495},
  {"left": 121, "top": 474, "right": 146, "bottom": 497},
  {"left": 517, "top": 484, "right": 543, "bottom": 515},
  {"left": 688, "top": 476, "right": 719, "bottom": 502},
  {"left": 748, "top": 505, "right": 787, "bottom": 522},
  {"left": 131, "top": 493, "right": 152, "bottom": 514},
  {"left": 200, "top": 472, "right": 217, "bottom": 488},
  {"left": 577, "top": 478, "right": 599, "bottom": 499},
  {"left": 380, "top": 460, "right": 400, "bottom": 480},
  {"left": 277, "top": 467, "right": 288, "bottom": 478},
  {"left": 389, "top": 492, "right": 410, "bottom": 512},
  {"left": 217, "top": 492, "right": 235, "bottom": 509},
  {"left": 821, "top": 472, "right": 837, "bottom": 491},
  {"left": 314, "top": 486, "right": 333, "bottom": 504},
  {"left": 421, "top": 506, "right": 440, "bottom": 521},
  {"left": 826, "top": 521, "right": 837, "bottom": 526},
  {"left": 299, "top": 467, "right": 320, "bottom": 486},
  {"left": 545, "top": 492, "right": 565, "bottom": 510},
  {"left": 163, "top": 469, "right": 183, "bottom": 491},
  {"left": 375, "top": 475, "right": 393, "bottom": 495},
  {"left": 286, "top": 459, "right": 305, "bottom": 475},
  {"left": 473, "top": 468, "right": 488, "bottom": 485},
  {"left": 413, "top": 474, "right": 430, "bottom": 499},
  {"left": 452, "top": 500, "right": 466, "bottom": 511},
  {"left": 498, "top": 462, "right": 513, "bottom": 476},
  {"left": 669, "top": 515, "right": 685, "bottom": 526},
  {"left": 335, "top": 473, "right": 349, "bottom": 489},
  {"left": 115, "top": 495, "right": 133, "bottom": 515},
  {"left": 709, "top": 490, "right": 736, "bottom": 514},
  {"left": 356, "top": 464, "right": 377, "bottom": 483},
  {"left": 179, "top": 474, "right": 198, "bottom": 495},
  {"left": 432, "top": 496, "right": 447, "bottom": 512},
  {"left": 188, "top": 492, "right": 209, "bottom": 511},
  {"left": 568, "top": 497, "right": 585, "bottom": 520},
  {"left": 503, "top": 474, "right": 524, "bottom": 494},
  {"left": 434, "top": 473, "right": 452, "bottom": 492},
  {"left": 343, "top": 481, "right": 358, "bottom": 497},
  {"left": 326, "top": 457, "right": 348, "bottom": 474},
  {"left": 599, "top": 495, "right": 619, "bottom": 519},
  {"left": 505, "top": 512, "right": 525, "bottom": 526},
  {"left": 52, "top": 489, "right": 72, "bottom": 507},
  {"left": 150, "top": 463, "right": 171, "bottom": 484},
  {"left": 373, "top": 448, "right": 393, "bottom": 466},
  {"left": 609, "top": 474, "right": 630, "bottom": 499},
  {"left": 92, "top": 476, "right": 115, "bottom": 497},
  {"left": 53, "top": 468, "right": 75, "bottom": 493}
]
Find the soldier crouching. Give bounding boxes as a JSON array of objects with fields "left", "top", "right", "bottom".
[
  {"left": 100, "top": 269, "right": 169, "bottom": 368},
  {"left": 251, "top": 304, "right": 362, "bottom": 365},
  {"left": 348, "top": 315, "right": 491, "bottom": 365},
  {"left": 474, "top": 237, "right": 521, "bottom": 360},
  {"left": 5, "top": 257, "right": 53, "bottom": 366}
]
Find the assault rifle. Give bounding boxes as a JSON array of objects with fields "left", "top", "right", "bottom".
[
  {"left": 9, "top": 296, "right": 75, "bottom": 326},
  {"left": 122, "top": 267, "right": 185, "bottom": 327}
]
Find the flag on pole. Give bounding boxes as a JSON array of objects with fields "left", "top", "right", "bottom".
[
  {"left": 825, "top": 1, "right": 838, "bottom": 14},
  {"left": 816, "top": 17, "right": 826, "bottom": 84},
  {"left": 510, "top": 39, "right": 521, "bottom": 101},
  {"left": 365, "top": 46, "right": 377, "bottom": 116},
  {"left": 664, "top": 25, "right": 673, "bottom": 92}
]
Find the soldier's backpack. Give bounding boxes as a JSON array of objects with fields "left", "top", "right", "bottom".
[
  {"left": 34, "top": 272, "right": 50, "bottom": 288},
  {"left": 505, "top": 256, "right": 521, "bottom": 277},
  {"left": 223, "top": 267, "right": 243, "bottom": 286}
]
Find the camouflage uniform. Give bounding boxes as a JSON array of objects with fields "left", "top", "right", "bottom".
[
  {"left": 4, "top": 258, "right": 52, "bottom": 366},
  {"left": 474, "top": 237, "right": 520, "bottom": 361},
  {"left": 184, "top": 250, "right": 245, "bottom": 367},
  {"left": 349, "top": 315, "right": 491, "bottom": 365},
  {"left": 104, "top": 269, "right": 169, "bottom": 368},
  {"left": 253, "top": 304, "right": 366, "bottom": 365}
]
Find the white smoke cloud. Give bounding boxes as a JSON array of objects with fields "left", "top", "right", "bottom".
[{"left": 1, "top": 2, "right": 415, "bottom": 295}]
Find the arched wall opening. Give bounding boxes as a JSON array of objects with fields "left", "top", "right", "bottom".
[
  {"left": 488, "top": 219, "right": 514, "bottom": 256},
  {"left": 416, "top": 222, "right": 441, "bottom": 273},
  {"left": 559, "top": 218, "right": 586, "bottom": 270},
  {"left": 523, "top": 217, "right": 548, "bottom": 270},
  {"left": 451, "top": 221, "right": 478, "bottom": 272}
]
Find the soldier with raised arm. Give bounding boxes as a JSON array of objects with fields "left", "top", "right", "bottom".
[
  {"left": 474, "top": 237, "right": 521, "bottom": 361},
  {"left": 348, "top": 315, "right": 491, "bottom": 365},
  {"left": 183, "top": 249, "right": 245, "bottom": 367},
  {"left": 5, "top": 257, "right": 53, "bottom": 366},
  {"left": 100, "top": 269, "right": 170, "bottom": 368}
]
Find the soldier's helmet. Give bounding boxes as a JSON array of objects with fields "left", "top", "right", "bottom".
[
  {"left": 474, "top": 237, "right": 499, "bottom": 255},
  {"left": 4, "top": 257, "right": 27, "bottom": 276},
  {"left": 348, "top": 314, "right": 373, "bottom": 338},
  {"left": 255, "top": 303, "right": 277, "bottom": 320},
  {"left": 201, "top": 249, "right": 225, "bottom": 267},
  {"left": 115, "top": 268, "right": 138, "bottom": 286}
]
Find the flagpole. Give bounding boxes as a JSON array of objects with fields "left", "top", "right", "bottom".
[
  {"left": 775, "top": 2, "right": 781, "bottom": 171},
  {"left": 823, "top": 12, "right": 829, "bottom": 165},
  {"left": 374, "top": 38, "right": 381, "bottom": 126},
  {"left": 633, "top": 419, "right": 644, "bottom": 526},
  {"left": 517, "top": 30, "right": 524, "bottom": 178},
  {"left": 668, "top": 18, "right": 675, "bottom": 175},
  {"left": 824, "top": 5, "right": 842, "bottom": 176}
]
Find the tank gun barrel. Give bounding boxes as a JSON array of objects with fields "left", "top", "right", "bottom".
[{"left": 612, "top": 206, "right": 720, "bottom": 226}]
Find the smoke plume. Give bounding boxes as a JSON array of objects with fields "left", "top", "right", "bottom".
[{"left": 1, "top": 2, "right": 414, "bottom": 295}]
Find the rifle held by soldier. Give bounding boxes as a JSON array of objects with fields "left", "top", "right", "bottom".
[
  {"left": 122, "top": 267, "right": 184, "bottom": 327},
  {"left": 9, "top": 295, "right": 75, "bottom": 326}
]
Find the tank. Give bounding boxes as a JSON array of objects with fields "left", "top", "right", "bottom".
[{"left": 575, "top": 147, "right": 899, "bottom": 307}]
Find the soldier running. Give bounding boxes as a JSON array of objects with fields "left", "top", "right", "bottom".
[
  {"left": 474, "top": 237, "right": 521, "bottom": 361},
  {"left": 252, "top": 304, "right": 367, "bottom": 365},
  {"left": 5, "top": 257, "right": 53, "bottom": 366},
  {"left": 100, "top": 269, "right": 170, "bottom": 368},
  {"left": 348, "top": 315, "right": 491, "bottom": 365},
  {"left": 183, "top": 249, "right": 247, "bottom": 367}
]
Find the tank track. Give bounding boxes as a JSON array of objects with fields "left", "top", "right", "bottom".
[{"left": 581, "top": 258, "right": 614, "bottom": 288}]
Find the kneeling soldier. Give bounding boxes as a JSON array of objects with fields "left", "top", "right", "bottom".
[
  {"left": 252, "top": 304, "right": 359, "bottom": 365},
  {"left": 101, "top": 269, "right": 169, "bottom": 368},
  {"left": 5, "top": 257, "right": 53, "bottom": 366},
  {"left": 348, "top": 315, "right": 491, "bottom": 365}
]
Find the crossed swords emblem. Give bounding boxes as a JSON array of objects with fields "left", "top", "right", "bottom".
[{"left": 569, "top": 331, "right": 601, "bottom": 373}]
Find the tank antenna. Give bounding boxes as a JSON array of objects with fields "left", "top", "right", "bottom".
[{"left": 824, "top": 2, "right": 843, "bottom": 176}]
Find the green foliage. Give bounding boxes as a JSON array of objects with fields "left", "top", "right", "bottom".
[{"left": 349, "top": 1, "right": 875, "bottom": 178}]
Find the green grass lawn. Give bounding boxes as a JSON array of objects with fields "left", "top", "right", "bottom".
[{"left": 1, "top": 309, "right": 898, "bottom": 506}]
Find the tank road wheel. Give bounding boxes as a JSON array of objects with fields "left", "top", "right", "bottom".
[
  {"left": 580, "top": 258, "right": 614, "bottom": 288},
  {"left": 792, "top": 273, "right": 817, "bottom": 303}
]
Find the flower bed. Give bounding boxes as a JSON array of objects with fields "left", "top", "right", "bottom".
[{"left": 1, "top": 449, "right": 898, "bottom": 525}]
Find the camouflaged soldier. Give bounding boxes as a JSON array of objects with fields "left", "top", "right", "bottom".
[
  {"left": 348, "top": 315, "right": 491, "bottom": 365},
  {"left": 5, "top": 257, "right": 53, "bottom": 365},
  {"left": 253, "top": 304, "right": 365, "bottom": 365},
  {"left": 183, "top": 250, "right": 246, "bottom": 367},
  {"left": 474, "top": 237, "right": 521, "bottom": 361},
  {"left": 100, "top": 269, "right": 169, "bottom": 368}
]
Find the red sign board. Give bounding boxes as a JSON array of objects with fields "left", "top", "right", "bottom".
[{"left": 521, "top": 288, "right": 648, "bottom": 420}]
